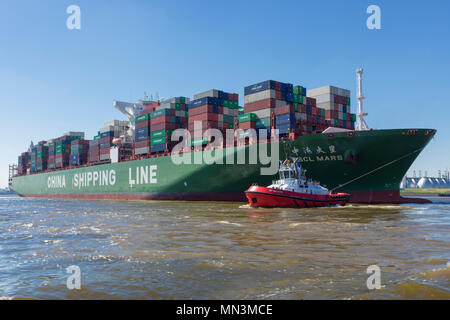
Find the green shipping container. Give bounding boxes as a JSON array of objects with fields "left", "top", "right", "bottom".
[
  {"left": 56, "top": 145, "right": 66, "bottom": 154},
  {"left": 256, "top": 117, "right": 271, "bottom": 129},
  {"left": 333, "top": 119, "right": 339, "bottom": 126},
  {"left": 238, "top": 113, "right": 256, "bottom": 123},
  {"left": 351, "top": 114, "right": 356, "bottom": 122},
  {"left": 151, "top": 130, "right": 173, "bottom": 140},
  {"left": 151, "top": 137, "right": 168, "bottom": 146},
  {"left": 346, "top": 97, "right": 351, "bottom": 106},
  {"left": 136, "top": 114, "right": 151, "bottom": 122}
]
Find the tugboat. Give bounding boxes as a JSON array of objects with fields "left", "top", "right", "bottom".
[{"left": 245, "top": 159, "right": 350, "bottom": 208}]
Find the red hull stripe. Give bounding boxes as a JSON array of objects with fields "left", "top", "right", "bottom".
[
  {"left": 17, "top": 192, "right": 247, "bottom": 202},
  {"left": 16, "top": 190, "right": 431, "bottom": 204},
  {"left": 245, "top": 191, "right": 344, "bottom": 203}
]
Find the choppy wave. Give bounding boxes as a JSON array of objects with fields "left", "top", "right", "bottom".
[{"left": 1, "top": 195, "right": 449, "bottom": 299}]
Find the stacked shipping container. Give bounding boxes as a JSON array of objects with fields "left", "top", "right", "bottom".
[
  {"left": 134, "top": 114, "right": 151, "bottom": 155},
  {"left": 189, "top": 90, "right": 239, "bottom": 147},
  {"left": 70, "top": 139, "right": 90, "bottom": 166},
  {"left": 36, "top": 141, "right": 48, "bottom": 172},
  {"left": 99, "top": 120, "right": 130, "bottom": 161},
  {"left": 17, "top": 152, "right": 29, "bottom": 175},
  {"left": 89, "top": 136, "right": 100, "bottom": 163},
  {"left": 307, "top": 86, "right": 355, "bottom": 130},
  {"left": 243, "top": 80, "right": 331, "bottom": 137},
  {"left": 149, "top": 97, "right": 189, "bottom": 153},
  {"left": 48, "top": 142, "right": 56, "bottom": 169}
]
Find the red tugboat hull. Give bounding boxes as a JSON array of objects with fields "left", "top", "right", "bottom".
[{"left": 245, "top": 186, "right": 350, "bottom": 208}]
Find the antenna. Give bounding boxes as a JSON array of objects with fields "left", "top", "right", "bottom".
[
  {"left": 144, "top": 91, "right": 148, "bottom": 101},
  {"left": 356, "top": 68, "right": 369, "bottom": 131}
]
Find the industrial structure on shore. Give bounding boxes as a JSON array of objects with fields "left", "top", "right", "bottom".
[{"left": 401, "top": 170, "right": 450, "bottom": 189}]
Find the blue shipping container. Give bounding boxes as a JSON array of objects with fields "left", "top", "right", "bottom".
[
  {"left": 275, "top": 114, "right": 295, "bottom": 126},
  {"left": 150, "top": 143, "right": 166, "bottom": 153},
  {"left": 135, "top": 134, "right": 149, "bottom": 142},
  {"left": 244, "top": 80, "right": 277, "bottom": 96},
  {"left": 189, "top": 97, "right": 219, "bottom": 109},
  {"left": 71, "top": 154, "right": 79, "bottom": 165},
  {"left": 135, "top": 127, "right": 149, "bottom": 136},
  {"left": 100, "top": 131, "right": 114, "bottom": 138}
]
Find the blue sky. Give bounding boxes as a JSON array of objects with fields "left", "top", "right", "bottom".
[{"left": 1, "top": 0, "right": 449, "bottom": 187}]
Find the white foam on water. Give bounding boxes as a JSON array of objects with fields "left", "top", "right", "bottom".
[{"left": 215, "top": 220, "right": 242, "bottom": 227}]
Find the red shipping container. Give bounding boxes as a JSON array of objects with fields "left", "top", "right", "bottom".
[
  {"left": 228, "top": 93, "right": 239, "bottom": 101},
  {"left": 151, "top": 122, "right": 179, "bottom": 131},
  {"left": 151, "top": 115, "right": 171, "bottom": 125},
  {"left": 306, "top": 97, "right": 316, "bottom": 106},
  {"left": 136, "top": 120, "right": 151, "bottom": 129},
  {"left": 275, "top": 82, "right": 281, "bottom": 91},
  {"left": 188, "top": 120, "right": 219, "bottom": 131},
  {"left": 274, "top": 104, "right": 294, "bottom": 115},
  {"left": 300, "top": 104, "right": 307, "bottom": 114},
  {"left": 134, "top": 140, "right": 150, "bottom": 148},
  {"left": 239, "top": 121, "right": 256, "bottom": 130},
  {"left": 188, "top": 113, "right": 219, "bottom": 122},
  {"left": 188, "top": 105, "right": 215, "bottom": 117},
  {"left": 244, "top": 99, "right": 277, "bottom": 112},
  {"left": 275, "top": 91, "right": 282, "bottom": 99},
  {"left": 100, "top": 148, "right": 110, "bottom": 155},
  {"left": 100, "top": 136, "right": 113, "bottom": 143}
]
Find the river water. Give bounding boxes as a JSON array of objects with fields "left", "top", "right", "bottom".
[{"left": 0, "top": 194, "right": 448, "bottom": 299}]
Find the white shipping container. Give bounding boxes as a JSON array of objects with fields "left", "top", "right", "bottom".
[
  {"left": 194, "top": 89, "right": 219, "bottom": 100},
  {"left": 316, "top": 102, "right": 333, "bottom": 110},
  {"left": 308, "top": 86, "right": 350, "bottom": 98},
  {"left": 338, "top": 111, "right": 343, "bottom": 120},
  {"left": 244, "top": 90, "right": 277, "bottom": 104},
  {"left": 104, "top": 120, "right": 120, "bottom": 127},
  {"left": 100, "top": 154, "right": 110, "bottom": 161},
  {"left": 311, "top": 93, "right": 334, "bottom": 104},
  {"left": 218, "top": 114, "right": 224, "bottom": 122},
  {"left": 251, "top": 108, "right": 273, "bottom": 119},
  {"left": 307, "top": 86, "right": 331, "bottom": 97},
  {"left": 134, "top": 147, "right": 148, "bottom": 155}
]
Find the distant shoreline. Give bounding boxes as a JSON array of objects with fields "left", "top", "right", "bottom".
[{"left": 401, "top": 188, "right": 450, "bottom": 197}]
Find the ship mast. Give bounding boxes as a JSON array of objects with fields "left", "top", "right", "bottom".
[{"left": 356, "top": 68, "right": 369, "bottom": 131}]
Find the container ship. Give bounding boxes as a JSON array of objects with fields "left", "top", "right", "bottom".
[{"left": 9, "top": 70, "right": 436, "bottom": 204}]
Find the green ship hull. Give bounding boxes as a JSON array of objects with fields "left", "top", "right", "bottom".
[{"left": 10, "top": 128, "right": 436, "bottom": 204}]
